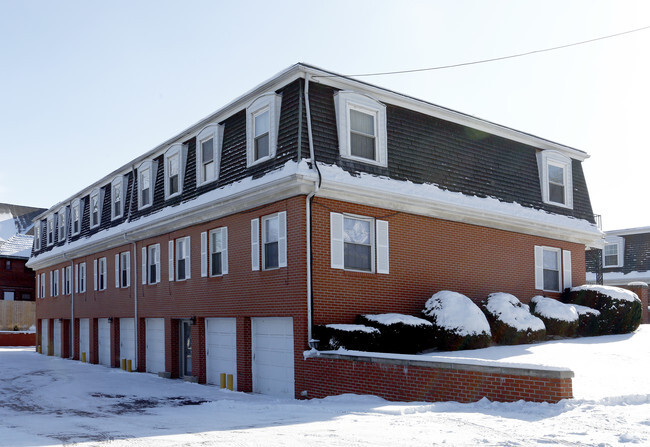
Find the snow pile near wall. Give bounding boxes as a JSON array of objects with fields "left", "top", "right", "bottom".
[
  {"left": 530, "top": 296, "right": 579, "bottom": 322},
  {"left": 482, "top": 293, "right": 546, "bottom": 345},
  {"left": 423, "top": 291, "right": 490, "bottom": 336},
  {"left": 571, "top": 285, "right": 640, "bottom": 303}
]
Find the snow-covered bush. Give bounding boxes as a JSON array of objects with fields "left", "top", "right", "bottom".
[
  {"left": 562, "top": 285, "right": 642, "bottom": 335},
  {"left": 313, "top": 324, "right": 381, "bottom": 351},
  {"left": 421, "top": 291, "right": 492, "bottom": 351},
  {"left": 481, "top": 293, "right": 546, "bottom": 345},
  {"left": 529, "top": 296, "right": 579, "bottom": 337},
  {"left": 571, "top": 304, "right": 602, "bottom": 336},
  {"left": 355, "top": 313, "right": 435, "bottom": 354}
]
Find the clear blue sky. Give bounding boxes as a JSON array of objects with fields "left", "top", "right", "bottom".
[{"left": 1, "top": 0, "right": 648, "bottom": 231}]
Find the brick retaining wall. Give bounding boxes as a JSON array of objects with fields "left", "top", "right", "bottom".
[
  {"left": 304, "top": 352, "right": 573, "bottom": 403},
  {"left": 0, "top": 332, "right": 36, "bottom": 346}
]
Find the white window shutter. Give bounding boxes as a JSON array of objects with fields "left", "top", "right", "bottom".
[
  {"left": 563, "top": 250, "right": 572, "bottom": 290},
  {"left": 168, "top": 240, "right": 175, "bottom": 282},
  {"left": 222, "top": 227, "right": 229, "bottom": 275},
  {"left": 278, "top": 211, "right": 287, "bottom": 268},
  {"left": 201, "top": 231, "right": 208, "bottom": 277},
  {"left": 142, "top": 247, "right": 147, "bottom": 285},
  {"left": 376, "top": 220, "right": 389, "bottom": 274},
  {"left": 75, "top": 264, "right": 79, "bottom": 293},
  {"left": 155, "top": 245, "right": 161, "bottom": 283},
  {"left": 251, "top": 218, "right": 260, "bottom": 271},
  {"left": 186, "top": 236, "right": 191, "bottom": 279},
  {"left": 125, "top": 253, "right": 130, "bottom": 287},
  {"left": 617, "top": 242, "right": 625, "bottom": 268},
  {"left": 330, "top": 213, "right": 344, "bottom": 269},
  {"left": 49, "top": 271, "right": 53, "bottom": 296},
  {"left": 534, "top": 246, "right": 544, "bottom": 290},
  {"left": 115, "top": 254, "right": 120, "bottom": 288},
  {"left": 93, "top": 259, "right": 98, "bottom": 291},
  {"left": 37, "top": 274, "right": 40, "bottom": 298}
]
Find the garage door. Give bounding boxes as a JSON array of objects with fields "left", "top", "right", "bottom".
[
  {"left": 145, "top": 318, "right": 165, "bottom": 374},
  {"left": 53, "top": 319, "right": 61, "bottom": 357},
  {"left": 119, "top": 318, "right": 135, "bottom": 368},
  {"left": 205, "top": 318, "right": 237, "bottom": 388},
  {"left": 41, "top": 319, "right": 49, "bottom": 355},
  {"left": 98, "top": 318, "right": 111, "bottom": 367},
  {"left": 251, "top": 317, "right": 294, "bottom": 399},
  {"left": 79, "top": 318, "right": 90, "bottom": 362}
]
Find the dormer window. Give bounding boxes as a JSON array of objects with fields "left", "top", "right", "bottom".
[
  {"left": 47, "top": 215, "right": 55, "bottom": 246},
  {"left": 71, "top": 199, "right": 81, "bottom": 235},
  {"left": 196, "top": 125, "right": 223, "bottom": 186},
  {"left": 246, "top": 93, "right": 281, "bottom": 167},
  {"left": 603, "top": 236, "right": 624, "bottom": 268},
  {"left": 138, "top": 161, "right": 153, "bottom": 209},
  {"left": 111, "top": 176, "right": 124, "bottom": 220},
  {"left": 537, "top": 150, "right": 573, "bottom": 209},
  {"left": 165, "top": 143, "right": 186, "bottom": 198},
  {"left": 335, "top": 91, "right": 387, "bottom": 167},
  {"left": 90, "top": 189, "right": 101, "bottom": 228},
  {"left": 57, "top": 207, "right": 67, "bottom": 242}
]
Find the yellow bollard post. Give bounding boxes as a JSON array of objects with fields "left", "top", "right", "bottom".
[
  {"left": 81, "top": 352, "right": 86, "bottom": 363},
  {"left": 227, "top": 374, "right": 233, "bottom": 391},
  {"left": 127, "top": 359, "right": 132, "bottom": 372},
  {"left": 121, "top": 358, "right": 126, "bottom": 370},
  {"left": 37, "top": 345, "right": 41, "bottom": 354},
  {"left": 219, "top": 373, "right": 226, "bottom": 389}
]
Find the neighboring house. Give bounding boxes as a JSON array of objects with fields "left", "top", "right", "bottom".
[
  {"left": 586, "top": 227, "right": 650, "bottom": 285},
  {"left": 27, "top": 63, "right": 602, "bottom": 399}
]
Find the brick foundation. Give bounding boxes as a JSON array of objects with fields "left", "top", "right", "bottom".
[{"left": 304, "top": 352, "right": 573, "bottom": 403}]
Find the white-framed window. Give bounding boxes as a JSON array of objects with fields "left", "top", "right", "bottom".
[
  {"left": 34, "top": 224, "right": 41, "bottom": 251},
  {"left": 51, "top": 269, "right": 59, "bottom": 297},
  {"left": 176, "top": 236, "right": 191, "bottom": 281},
  {"left": 138, "top": 160, "right": 154, "bottom": 209},
  {"left": 246, "top": 93, "right": 282, "bottom": 167},
  {"left": 536, "top": 150, "right": 573, "bottom": 209},
  {"left": 78, "top": 262, "right": 86, "bottom": 293},
  {"left": 196, "top": 125, "right": 223, "bottom": 186},
  {"left": 39, "top": 272, "right": 45, "bottom": 298},
  {"left": 90, "top": 188, "right": 102, "bottom": 229},
  {"left": 334, "top": 91, "right": 388, "bottom": 167},
  {"left": 95, "top": 257, "right": 107, "bottom": 291},
  {"left": 64, "top": 266, "right": 72, "bottom": 295},
  {"left": 116, "top": 251, "right": 130, "bottom": 288},
  {"left": 602, "top": 236, "right": 624, "bottom": 268},
  {"left": 330, "top": 213, "right": 389, "bottom": 273},
  {"left": 164, "top": 143, "right": 186, "bottom": 198},
  {"left": 58, "top": 207, "right": 67, "bottom": 243},
  {"left": 71, "top": 199, "right": 81, "bottom": 236},
  {"left": 534, "top": 246, "right": 572, "bottom": 292},
  {"left": 111, "top": 176, "right": 125, "bottom": 220},
  {"left": 47, "top": 215, "right": 55, "bottom": 246},
  {"left": 202, "top": 227, "right": 228, "bottom": 277},
  {"left": 146, "top": 243, "right": 160, "bottom": 284},
  {"left": 250, "top": 212, "right": 286, "bottom": 271}
]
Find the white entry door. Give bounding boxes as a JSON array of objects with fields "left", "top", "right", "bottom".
[
  {"left": 205, "top": 318, "right": 237, "bottom": 388},
  {"left": 98, "top": 318, "right": 111, "bottom": 367},
  {"left": 52, "top": 319, "right": 62, "bottom": 357},
  {"left": 41, "top": 319, "right": 49, "bottom": 355},
  {"left": 145, "top": 318, "right": 165, "bottom": 374},
  {"left": 251, "top": 317, "right": 294, "bottom": 399},
  {"left": 79, "top": 318, "right": 90, "bottom": 362},
  {"left": 119, "top": 318, "right": 135, "bottom": 368}
]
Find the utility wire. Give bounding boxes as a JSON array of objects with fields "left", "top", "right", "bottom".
[{"left": 334, "top": 25, "right": 650, "bottom": 78}]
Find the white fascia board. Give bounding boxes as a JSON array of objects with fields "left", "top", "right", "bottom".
[
  {"left": 605, "top": 226, "right": 650, "bottom": 237},
  {"left": 586, "top": 271, "right": 650, "bottom": 286}
]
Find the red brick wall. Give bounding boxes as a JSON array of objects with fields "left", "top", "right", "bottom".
[
  {"left": 304, "top": 355, "right": 573, "bottom": 403},
  {"left": 0, "top": 332, "right": 36, "bottom": 346},
  {"left": 0, "top": 257, "right": 36, "bottom": 300},
  {"left": 311, "top": 197, "right": 586, "bottom": 325}
]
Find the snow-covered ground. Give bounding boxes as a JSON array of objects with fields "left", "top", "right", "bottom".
[{"left": 3, "top": 328, "right": 650, "bottom": 446}]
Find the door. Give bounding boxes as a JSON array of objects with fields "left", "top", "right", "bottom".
[
  {"left": 79, "top": 318, "right": 90, "bottom": 361},
  {"left": 179, "top": 320, "right": 192, "bottom": 377},
  {"left": 53, "top": 319, "right": 61, "bottom": 357},
  {"left": 251, "top": 317, "right": 294, "bottom": 399},
  {"left": 98, "top": 318, "right": 111, "bottom": 367},
  {"left": 145, "top": 318, "right": 165, "bottom": 374},
  {"left": 119, "top": 318, "right": 135, "bottom": 368},
  {"left": 205, "top": 318, "right": 237, "bottom": 388},
  {"left": 41, "top": 319, "right": 49, "bottom": 355}
]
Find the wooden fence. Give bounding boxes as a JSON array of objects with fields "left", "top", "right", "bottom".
[{"left": 0, "top": 301, "right": 35, "bottom": 331}]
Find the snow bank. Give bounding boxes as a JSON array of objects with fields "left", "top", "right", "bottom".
[
  {"left": 485, "top": 293, "right": 545, "bottom": 331},
  {"left": 530, "top": 296, "right": 579, "bottom": 323},
  {"left": 423, "top": 291, "right": 490, "bottom": 336},
  {"left": 363, "top": 313, "right": 432, "bottom": 327},
  {"left": 571, "top": 285, "right": 639, "bottom": 303}
]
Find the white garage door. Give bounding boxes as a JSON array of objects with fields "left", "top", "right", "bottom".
[
  {"left": 145, "top": 318, "right": 165, "bottom": 374},
  {"left": 79, "top": 318, "right": 90, "bottom": 362},
  {"left": 251, "top": 317, "right": 294, "bottom": 399},
  {"left": 98, "top": 318, "right": 111, "bottom": 367},
  {"left": 205, "top": 318, "right": 237, "bottom": 388},
  {"left": 53, "top": 319, "right": 62, "bottom": 357},
  {"left": 119, "top": 318, "right": 136, "bottom": 368},
  {"left": 41, "top": 319, "right": 49, "bottom": 355}
]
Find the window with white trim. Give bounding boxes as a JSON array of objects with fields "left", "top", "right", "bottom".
[
  {"left": 534, "top": 246, "right": 572, "bottom": 292},
  {"left": 78, "top": 262, "right": 86, "bottom": 293},
  {"left": 196, "top": 125, "right": 223, "bottom": 186},
  {"left": 209, "top": 227, "right": 228, "bottom": 276},
  {"left": 176, "top": 236, "right": 191, "bottom": 281},
  {"left": 602, "top": 236, "right": 624, "bottom": 268},
  {"left": 246, "top": 93, "right": 282, "bottom": 167},
  {"left": 34, "top": 225, "right": 41, "bottom": 251},
  {"left": 95, "top": 257, "right": 107, "bottom": 291},
  {"left": 536, "top": 150, "right": 573, "bottom": 209},
  {"left": 111, "top": 176, "right": 124, "bottom": 220},
  {"left": 165, "top": 143, "right": 186, "bottom": 198},
  {"left": 64, "top": 266, "right": 72, "bottom": 295},
  {"left": 330, "top": 212, "right": 389, "bottom": 274},
  {"left": 71, "top": 200, "right": 81, "bottom": 236},
  {"left": 90, "top": 189, "right": 101, "bottom": 228},
  {"left": 334, "top": 91, "right": 388, "bottom": 167},
  {"left": 58, "top": 207, "right": 67, "bottom": 242},
  {"left": 250, "top": 212, "right": 287, "bottom": 271},
  {"left": 119, "top": 251, "right": 130, "bottom": 288},
  {"left": 147, "top": 243, "right": 160, "bottom": 284},
  {"left": 47, "top": 215, "right": 55, "bottom": 246},
  {"left": 40, "top": 272, "right": 46, "bottom": 298},
  {"left": 52, "top": 269, "right": 59, "bottom": 297},
  {"left": 138, "top": 161, "right": 153, "bottom": 209}
]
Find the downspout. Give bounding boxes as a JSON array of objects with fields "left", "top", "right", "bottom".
[
  {"left": 305, "top": 73, "right": 321, "bottom": 347},
  {"left": 123, "top": 165, "right": 138, "bottom": 369}
]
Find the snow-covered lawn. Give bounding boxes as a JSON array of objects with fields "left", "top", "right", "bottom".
[{"left": 3, "top": 327, "right": 650, "bottom": 446}]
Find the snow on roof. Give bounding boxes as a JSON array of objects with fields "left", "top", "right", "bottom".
[
  {"left": 531, "top": 296, "right": 579, "bottom": 323},
  {"left": 586, "top": 271, "right": 650, "bottom": 283},
  {"left": 485, "top": 293, "right": 545, "bottom": 332},
  {"left": 0, "top": 203, "right": 46, "bottom": 240},
  {"left": 423, "top": 291, "right": 491, "bottom": 336},
  {"left": 325, "top": 324, "right": 380, "bottom": 334},
  {"left": 571, "top": 285, "right": 640, "bottom": 303},
  {"left": 0, "top": 233, "right": 34, "bottom": 258},
  {"left": 363, "top": 313, "right": 433, "bottom": 327}
]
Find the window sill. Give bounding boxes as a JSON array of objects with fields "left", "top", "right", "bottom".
[
  {"left": 247, "top": 154, "right": 274, "bottom": 168},
  {"left": 340, "top": 153, "right": 386, "bottom": 168}
]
